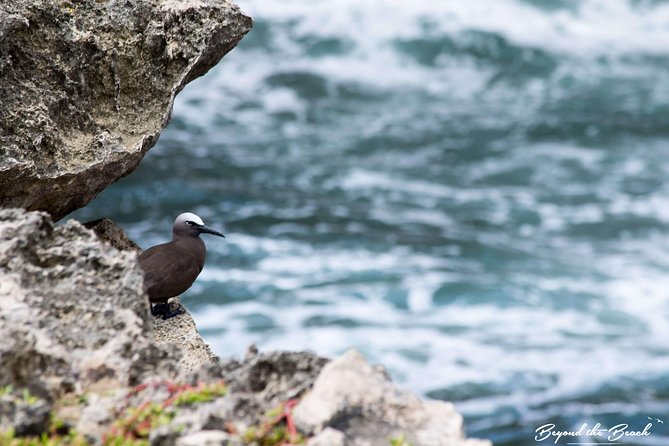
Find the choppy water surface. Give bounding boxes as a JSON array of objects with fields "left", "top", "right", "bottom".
[{"left": 74, "top": 1, "right": 669, "bottom": 444}]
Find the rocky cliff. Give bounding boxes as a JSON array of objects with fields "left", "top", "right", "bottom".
[
  {"left": 0, "top": 0, "right": 252, "bottom": 221},
  {"left": 0, "top": 209, "right": 489, "bottom": 445},
  {"left": 0, "top": 1, "right": 490, "bottom": 445}
]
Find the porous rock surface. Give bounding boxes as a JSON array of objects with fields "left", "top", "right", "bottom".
[
  {"left": 0, "top": 0, "right": 252, "bottom": 220},
  {"left": 129, "top": 349, "right": 490, "bottom": 446},
  {"left": 153, "top": 298, "right": 220, "bottom": 373},
  {"left": 0, "top": 208, "right": 222, "bottom": 440},
  {"left": 295, "top": 350, "right": 491, "bottom": 446},
  {"left": 0, "top": 394, "right": 51, "bottom": 437},
  {"left": 0, "top": 208, "right": 179, "bottom": 400},
  {"left": 84, "top": 217, "right": 142, "bottom": 252},
  {"left": 146, "top": 350, "right": 329, "bottom": 441}
]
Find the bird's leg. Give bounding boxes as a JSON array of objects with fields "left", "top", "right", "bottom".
[
  {"left": 150, "top": 302, "right": 168, "bottom": 317},
  {"left": 162, "top": 306, "right": 185, "bottom": 320},
  {"left": 150, "top": 301, "right": 185, "bottom": 320},
  {"left": 161, "top": 301, "right": 186, "bottom": 320},
  {"left": 149, "top": 301, "right": 170, "bottom": 317}
]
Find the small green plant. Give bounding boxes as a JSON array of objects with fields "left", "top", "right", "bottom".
[
  {"left": 0, "top": 416, "right": 89, "bottom": 446},
  {"left": 243, "top": 400, "right": 304, "bottom": 446},
  {"left": 243, "top": 425, "right": 304, "bottom": 446},
  {"left": 21, "top": 389, "right": 39, "bottom": 406},
  {"left": 0, "top": 381, "right": 229, "bottom": 446},
  {"left": 389, "top": 433, "right": 413, "bottom": 446},
  {"left": 242, "top": 426, "right": 257, "bottom": 443},
  {"left": 0, "top": 386, "right": 39, "bottom": 405},
  {"left": 103, "top": 380, "right": 227, "bottom": 445},
  {"left": 102, "top": 435, "right": 147, "bottom": 446},
  {"left": 0, "top": 429, "right": 16, "bottom": 446},
  {"left": 172, "top": 382, "right": 226, "bottom": 406},
  {"left": 105, "top": 397, "right": 176, "bottom": 445}
]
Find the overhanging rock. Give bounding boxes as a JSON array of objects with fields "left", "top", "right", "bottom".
[{"left": 0, "top": 0, "right": 252, "bottom": 220}]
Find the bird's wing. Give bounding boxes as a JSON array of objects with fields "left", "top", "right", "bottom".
[{"left": 138, "top": 244, "right": 201, "bottom": 302}]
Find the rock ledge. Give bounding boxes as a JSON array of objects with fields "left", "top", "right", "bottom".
[{"left": 0, "top": 0, "right": 252, "bottom": 220}]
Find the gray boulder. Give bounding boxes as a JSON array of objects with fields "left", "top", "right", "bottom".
[
  {"left": 293, "top": 350, "right": 491, "bottom": 446},
  {"left": 189, "top": 350, "right": 329, "bottom": 429},
  {"left": 153, "top": 298, "right": 220, "bottom": 374},
  {"left": 0, "top": 0, "right": 252, "bottom": 220},
  {"left": 0, "top": 393, "right": 51, "bottom": 437},
  {"left": 175, "top": 430, "right": 234, "bottom": 446},
  {"left": 155, "top": 349, "right": 490, "bottom": 446},
  {"left": 84, "top": 218, "right": 142, "bottom": 252},
  {"left": 306, "top": 427, "right": 347, "bottom": 446}
]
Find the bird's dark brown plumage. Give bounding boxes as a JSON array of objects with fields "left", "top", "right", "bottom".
[
  {"left": 139, "top": 237, "right": 205, "bottom": 303},
  {"left": 138, "top": 212, "right": 224, "bottom": 319}
]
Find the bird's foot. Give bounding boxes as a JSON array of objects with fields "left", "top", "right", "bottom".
[
  {"left": 150, "top": 302, "right": 167, "bottom": 317},
  {"left": 151, "top": 302, "right": 185, "bottom": 320},
  {"left": 162, "top": 305, "right": 186, "bottom": 320}
]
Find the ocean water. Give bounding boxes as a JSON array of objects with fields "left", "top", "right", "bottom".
[{"left": 72, "top": 0, "right": 669, "bottom": 444}]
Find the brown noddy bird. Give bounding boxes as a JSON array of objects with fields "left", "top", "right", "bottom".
[{"left": 138, "top": 212, "right": 225, "bottom": 319}]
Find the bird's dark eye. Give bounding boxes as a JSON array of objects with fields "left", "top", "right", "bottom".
[{"left": 186, "top": 221, "right": 195, "bottom": 226}]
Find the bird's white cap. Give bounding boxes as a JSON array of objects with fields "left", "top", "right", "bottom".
[{"left": 175, "top": 212, "right": 204, "bottom": 226}]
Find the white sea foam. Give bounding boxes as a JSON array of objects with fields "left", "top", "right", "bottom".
[
  {"left": 194, "top": 294, "right": 669, "bottom": 413},
  {"left": 193, "top": 209, "right": 669, "bottom": 424},
  {"left": 170, "top": 0, "right": 669, "bottom": 143},
  {"left": 235, "top": 0, "right": 669, "bottom": 66}
]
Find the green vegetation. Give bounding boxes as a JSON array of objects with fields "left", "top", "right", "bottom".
[
  {"left": 390, "top": 433, "right": 413, "bottom": 446},
  {"left": 173, "top": 382, "right": 226, "bottom": 406},
  {"left": 0, "top": 418, "right": 87, "bottom": 446},
  {"left": 0, "top": 387, "right": 87, "bottom": 445},
  {"left": 104, "top": 380, "right": 227, "bottom": 445},
  {"left": 21, "top": 390, "right": 39, "bottom": 406},
  {"left": 0, "top": 381, "right": 311, "bottom": 446},
  {"left": 0, "top": 381, "right": 228, "bottom": 446},
  {"left": 242, "top": 400, "right": 304, "bottom": 446},
  {"left": 0, "top": 386, "right": 39, "bottom": 405},
  {"left": 106, "top": 402, "right": 172, "bottom": 444},
  {"left": 243, "top": 424, "right": 305, "bottom": 446}
]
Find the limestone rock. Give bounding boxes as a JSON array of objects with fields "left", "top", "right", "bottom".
[
  {"left": 293, "top": 349, "right": 491, "bottom": 446},
  {"left": 0, "top": 0, "right": 252, "bottom": 220},
  {"left": 306, "top": 427, "right": 347, "bottom": 446},
  {"left": 153, "top": 298, "right": 220, "bottom": 374},
  {"left": 0, "top": 394, "right": 51, "bottom": 436},
  {"left": 84, "top": 218, "right": 142, "bottom": 252},
  {"left": 217, "top": 350, "right": 328, "bottom": 414},
  {"left": 0, "top": 208, "right": 178, "bottom": 400},
  {"left": 75, "top": 393, "right": 115, "bottom": 443},
  {"left": 189, "top": 350, "right": 329, "bottom": 429},
  {"left": 122, "top": 350, "right": 327, "bottom": 444},
  {"left": 175, "top": 430, "right": 233, "bottom": 446}
]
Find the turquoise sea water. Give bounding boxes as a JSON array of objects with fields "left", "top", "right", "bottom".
[{"left": 72, "top": 1, "right": 669, "bottom": 444}]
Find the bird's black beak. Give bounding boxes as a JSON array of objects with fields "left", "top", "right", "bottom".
[{"left": 198, "top": 224, "right": 225, "bottom": 238}]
